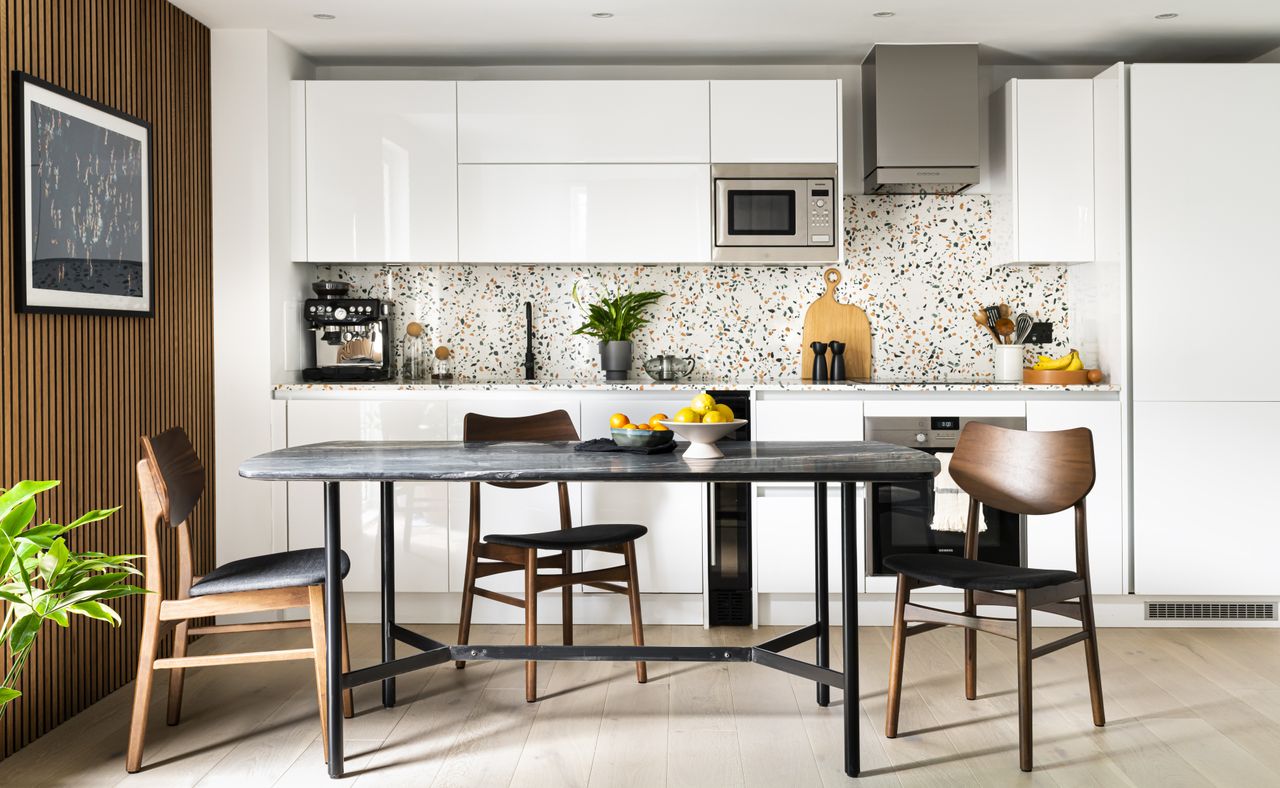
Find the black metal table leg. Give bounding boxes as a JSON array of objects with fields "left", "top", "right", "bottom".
[
  {"left": 323, "top": 482, "right": 345, "bottom": 778},
  {"left": 841, "top": 482, "right": 860, "bottom": 777},
  {"left": 814, "top": 482, "right": 830, "bottom": 707},
  {"left": 380, "top": 481, "right": 396, "bottom": 708}
]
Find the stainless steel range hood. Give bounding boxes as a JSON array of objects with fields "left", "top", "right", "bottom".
[{"left": 861, "top": 44, "right": 980, "bottom": 194}]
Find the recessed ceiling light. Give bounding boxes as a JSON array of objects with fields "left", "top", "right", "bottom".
[
  {"left": 1154, "top": 12, "right": 1179, "bottom": 20},
  {"left": 873, "top": 11, "right": 896, "bottom": 18},
  {"left": 313, "top": 13, "right": 336, "bottom": 20},
  {"left": 591, "top": 12, "right": 614, "bottom": 19}
]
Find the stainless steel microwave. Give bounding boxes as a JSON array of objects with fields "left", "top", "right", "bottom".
[{"left": 712, "top": 163, "right": 839, "bottom": 263}]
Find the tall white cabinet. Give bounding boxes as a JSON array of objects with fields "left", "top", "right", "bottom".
[
  {"left": 298, "top": 81, "right": 458, "bottom": 264},
  {"left": 1130, "top": 64, "right": 1280, "bottom": 595}
]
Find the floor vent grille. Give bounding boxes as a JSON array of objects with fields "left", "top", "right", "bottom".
[{"left": 1145, "top": 601, "right": 1276, "bottom": 621}]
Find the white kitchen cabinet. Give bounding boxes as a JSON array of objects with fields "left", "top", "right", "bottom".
[
  {"left": 579, "top": 398, "right": 705, "bottom": 594},
  {"left": 752, "top": 397, "right": 864, "bottom": 594},
  {"left": 458, "top": 164, "right": 710, "bottom": 263},
  {"left": 445, "top": 399, "right": 583, "bottom": 592},
  {"left": 990, "top": 79, "right": 1094, "bottom": 265},
  {"left": 710, "top": 80, "right": 839, "bottom": 163},
  {"left": 1025, "top": 401, "right": 1123, "bottom": 595},
  {"left": 457, "top": 81, "right": 709, "bottom": 163},
  {"left": 301, "top": 80, "right": 457, "bottom": 263},
  {"left": 1134, "top": 402, "right": 1280, "bottom": 596},
  {"left": 1130, "top": 64, "right": 1280, "bottom": 402},
  {"left": 286, "top": 400, "right": 449, "bottom": 593}
]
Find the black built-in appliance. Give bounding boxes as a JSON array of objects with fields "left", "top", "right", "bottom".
[
  {"left": 864, "top": 415, "right": 1025, "bottom": 574},
  {"left": 707, "top": 391, "right": 753, "bottom": 625},
  {"left": 302, "top": 281, "right": 393, "bottom": 382}
]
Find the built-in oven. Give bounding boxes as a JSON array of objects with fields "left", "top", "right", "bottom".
[
  {"left": 864, "top": 415, "right": 1025, "bottom": 575},
  {"left": 706, "top": 391, "right": 753, "bottom": 625},
  {"left": 712, "top": 163, "right": 839, "bottom": 263}
]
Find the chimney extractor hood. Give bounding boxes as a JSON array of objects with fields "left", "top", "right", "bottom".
[{"left": 862, "top": 44, "right": 980, "bottom": 194}]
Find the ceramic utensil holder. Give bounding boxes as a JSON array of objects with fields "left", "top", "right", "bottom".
[{"left": 994, "top": 344, "right": 1025, "bottom": 383}]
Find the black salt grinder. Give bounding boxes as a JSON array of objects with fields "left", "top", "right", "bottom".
[
  {"left": 810, "top": 341, "right": 829, "bottom": 382},
  {"left": 828, "top": 340, "right": 846, "bottom": 381}
]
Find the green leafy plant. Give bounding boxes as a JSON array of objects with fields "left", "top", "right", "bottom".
[
  {"left": 571, "top": 282, "right": 666, "bottom": 343},
  {"left": 0, "top": 480, "right": 146, "bottom": 717}
]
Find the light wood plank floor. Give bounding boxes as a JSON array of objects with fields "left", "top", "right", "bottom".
[{"left": 2, "top": 624, "right": 1278, "bottom": 787}]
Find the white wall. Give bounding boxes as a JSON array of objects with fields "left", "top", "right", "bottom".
[
  {"left": 1255, "top": 45, "right": 1280, "bottom": 62},
  {"left": 211, "top": 31, "right": 313, "bottom": 569}
]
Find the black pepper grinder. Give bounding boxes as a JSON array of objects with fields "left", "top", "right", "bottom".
[
  {"left": 810, "top": 341, "right": 829, "bottom": 382},
  {"left": 828, "top": 340, "right": 846, "bottom": 382}
]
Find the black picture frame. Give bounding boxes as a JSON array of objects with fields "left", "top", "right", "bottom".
[{"left": 12, "top": 71, "right": 154, "bottom": 317}]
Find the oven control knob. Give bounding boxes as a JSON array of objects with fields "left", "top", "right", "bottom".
[
  {"left": 816, "top": 199, "right": 826, "bottom": 208},
  {"left": 915, "top": 433, "right": 927, "bottom": 443},
  {"left": 334, "top": 307, "right": 348, "bottom": 320}
]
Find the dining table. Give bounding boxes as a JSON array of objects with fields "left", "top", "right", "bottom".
[{"left": 239, "top": 439, "right": 939, "bottom": 779}]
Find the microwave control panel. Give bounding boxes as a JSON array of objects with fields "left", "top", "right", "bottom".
[{"left": 806, "top": 179, "right": 835, "bottom": 246}]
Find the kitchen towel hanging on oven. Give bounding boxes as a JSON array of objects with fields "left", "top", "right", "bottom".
[{"left": 930, "top": 454, "right": 986, "bottom": 534}]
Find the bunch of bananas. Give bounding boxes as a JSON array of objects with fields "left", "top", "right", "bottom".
[{"left": 1032, "top": 349, "right": 1084, "bottom": 372}]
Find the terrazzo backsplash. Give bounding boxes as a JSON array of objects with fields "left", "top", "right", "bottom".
[{"left": 313, "top": 195, "right": 1070, "bottom": 381}]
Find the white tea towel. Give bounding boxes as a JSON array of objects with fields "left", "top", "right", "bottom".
[{"left": 930, "top": 458, "right": 986, "bottom": 534}]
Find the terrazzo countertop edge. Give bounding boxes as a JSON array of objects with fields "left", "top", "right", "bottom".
[{"left": 273, "top": 379, "right": 1121, "bottom": 396}]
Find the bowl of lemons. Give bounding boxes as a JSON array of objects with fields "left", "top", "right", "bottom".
[
  {"left": 609, "top": 412, "right": 676, "bottom": 449},
  {"left": 658, "top": 392, "right": 748, "bottom": 459}
]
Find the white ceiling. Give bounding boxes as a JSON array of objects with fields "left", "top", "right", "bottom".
[{"left": 168, "top": 0, "right": 1280, "bottom": 65}]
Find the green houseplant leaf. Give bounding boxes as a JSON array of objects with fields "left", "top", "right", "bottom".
[
  {"left": 571, "top": 281, "right": 667, "bottom": 343},
  {"left": 0, "top": 481, "right": 147, "bottom": 717}
]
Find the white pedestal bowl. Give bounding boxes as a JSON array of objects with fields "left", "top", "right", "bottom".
[{"left": 657, "top": 419, "right": 748, "bottom": 459}]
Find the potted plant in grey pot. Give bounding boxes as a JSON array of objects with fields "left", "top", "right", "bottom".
[{"left": 572, "top": 283, "right": 666, "bottom": 381}]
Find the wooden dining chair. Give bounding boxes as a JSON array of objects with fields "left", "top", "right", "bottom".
[
  {"left": 127, "top": 427, "right": 354, "bottom": 773},
  {"left": 882, "top": 422, "right": 1105, "bottom": 772},
  {"left": 456, "top": 410, "right": 648, "bottom": 702}
]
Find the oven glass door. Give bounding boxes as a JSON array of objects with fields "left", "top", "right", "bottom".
[
  {"left": 715, "top": 178, "right": 806, "bottom": 247},
  {"left": 868, "top": 450, "right": 1022, "bottom": 575}
]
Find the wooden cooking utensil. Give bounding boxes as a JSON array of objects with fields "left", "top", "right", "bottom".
[
  {"left": 995, "top": 318, "right": 1016, "bottom": 344},
  {"left": 973, "top": 311, "right": 999, "bottom": 341},
  {"left": 801, "top": 268, "right": 871, "bottom": 380}
]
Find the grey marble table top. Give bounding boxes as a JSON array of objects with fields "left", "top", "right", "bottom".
[{"left": 239, "top": 440, "right": 939, "bottom": 484}]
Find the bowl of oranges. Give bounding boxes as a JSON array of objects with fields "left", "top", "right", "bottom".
[
  {"left": 609, "top": 411, "right": 676, "bottom": 449},
  {"left": 657, "top": 392, "right": 747, "bottom": 459}
]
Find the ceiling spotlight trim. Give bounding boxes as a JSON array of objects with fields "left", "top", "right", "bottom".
[
  {"left": 591, "top": 12, "right": 615, "bottom": 19},
  {"left": 872, "top": 11, "right": 896, "bottom": 18},
  {"left": 313, "top": 13, "right": 336, "bottom": 21},
  {"left": 1154, "top": 12, "right": 1179, "bottom": 19}
]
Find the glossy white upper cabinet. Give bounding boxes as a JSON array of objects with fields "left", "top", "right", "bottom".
[
  {"left": 301, "top": 81, "right": 457, "bottom": 263},
  {"left": 458, "top": 164, "right": 711, "bottom": 263},
  {"left": 1130, "top": 64, "right": 1280, "bottom": 402},
  {"left": 457, "top": 81, "right": 710, "bottom": 163},
  {"left": 990, "top": 79, "right": 1094, "bottom": 265},
  {"left": 710, "top": 80, "right": 839, "bottom": 163}
]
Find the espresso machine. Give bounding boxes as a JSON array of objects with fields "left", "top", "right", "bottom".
[{"left": 302, "top": 281, "right": 393, "bottom": 382}]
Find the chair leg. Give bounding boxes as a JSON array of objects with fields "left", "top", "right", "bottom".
[
  {"left": 623, "top": 542, "right": 647, "bottom": 684},
  {"left": 525, "top": 548, "right": 538, "bottom": 703},
  {"left": 562, "top": 548, "right": 574, "bottom": 647},
  {"left": 1016, "top": 589, "right": 1033, "bottom": 772},
  {"left": 456, "top": 549, "right": 478, "bottom": 670},
  {"left": 963, "top": 589, "right": 977, "bottom": 701},
  {"left": 165, "top": 620, "right": 189, "bottom": 726},
  {"left": 1080, "top": 587, "right": 1106, "bottom": 727},
  {"left": 885, "top": 573, "right": 909, "bottom": 739},
  {"left": 307, "top": 585, "right": 332, "bottom": 765},
  {"left": 126, "top": 605, "right": 162, "bottom": 773},
  {"left": 340, "top": 596, "right": 354, "bottom": 719}
]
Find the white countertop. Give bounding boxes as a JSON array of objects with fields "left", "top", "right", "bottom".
[{"left": 273, "top": 377, "right": 1120, "bottom": 397}]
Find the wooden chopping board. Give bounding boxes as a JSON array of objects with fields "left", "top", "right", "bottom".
[{"left": 800, "top": 268, "right": 871, "bottom": 381}]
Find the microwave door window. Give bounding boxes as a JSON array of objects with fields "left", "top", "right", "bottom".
[{"left": 727, "top": 190, "right": 796, "bottom": 235}]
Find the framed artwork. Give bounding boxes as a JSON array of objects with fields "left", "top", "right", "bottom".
[{"left": 12, "top": 72, "right": 153, "bottom": 316}]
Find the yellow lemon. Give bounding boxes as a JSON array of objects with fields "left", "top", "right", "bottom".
[
  {"left": 701, "top": 410, "right": 727, "bottom": 424},
  {"left": 690, "top": 392, "right": 716, "bottom": 415},
  {"left": 674, "top": 407, "right": 700, "bottom": 423},
  {"left": 713, "top": 403, "right": 735, "bottom": 421}
]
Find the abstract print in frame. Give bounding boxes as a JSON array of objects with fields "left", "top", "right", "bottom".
[{"left": 12, "top": 72, "right": 153, "bottom": 316}]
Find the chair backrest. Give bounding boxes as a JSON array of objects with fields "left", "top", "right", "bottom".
[
  {"left": 463, "top": 409, "right": 579, "bottom": 490},
  {"left": 949, "top": 422, "right": 1095, "bottom": 517},
  {"left": 136, "top": 427, "right": 205, "bottom": 600}
]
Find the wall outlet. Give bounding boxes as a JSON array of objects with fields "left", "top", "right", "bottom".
[{"left": 1024, "top": 322, "right": 1054, "bottom": 344}]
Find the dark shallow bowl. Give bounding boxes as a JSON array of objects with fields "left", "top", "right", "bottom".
[{"left": 610, "top": 427, "right": 675, "bottom": 448}]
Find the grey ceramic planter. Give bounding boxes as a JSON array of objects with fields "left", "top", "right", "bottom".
[{"left": 599, "top": 340, "right": 632, "bottom": 381}]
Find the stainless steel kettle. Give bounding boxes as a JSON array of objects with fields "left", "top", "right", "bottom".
[{"left": 642, "top": 354, "right": 695, "bottom": 381}]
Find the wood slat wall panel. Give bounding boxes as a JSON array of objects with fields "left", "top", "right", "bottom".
[{"left": 0, "top": 0, "right": 212, "bottom": 758}]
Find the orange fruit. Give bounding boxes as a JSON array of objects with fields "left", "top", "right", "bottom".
[
  {"left": 650, "top": 422, "right": 670, "bottom": 431},
  {"left": 636, "top": 423, "right": 651, "bottom": 431},
  {"left": 621, "top": 424, "right": 639, "bottom": 430},
  {"left": 609, "top": 413, "right": 630, "bottom": 429},
  {"left": 649, "top": 412, "right": 669, "bottom": 425}
]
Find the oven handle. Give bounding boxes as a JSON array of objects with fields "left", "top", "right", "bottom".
[{"left": 708, "top": 483, "right": 717, "bottom": 568}]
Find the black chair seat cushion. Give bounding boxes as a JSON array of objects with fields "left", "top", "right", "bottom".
[
  {"left": 883, "top": 554, "right": 1078, "bottom": 591},
  {"left": 189, "top": 548, "right": 351, "bottom": 597},
  {"left": 485, "top": 523, "right": 648, "bottom": 551}
]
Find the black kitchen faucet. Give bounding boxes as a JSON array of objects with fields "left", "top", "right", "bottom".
[{"left": 523, "top": 301, "right": 536, "bottom": 380}]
